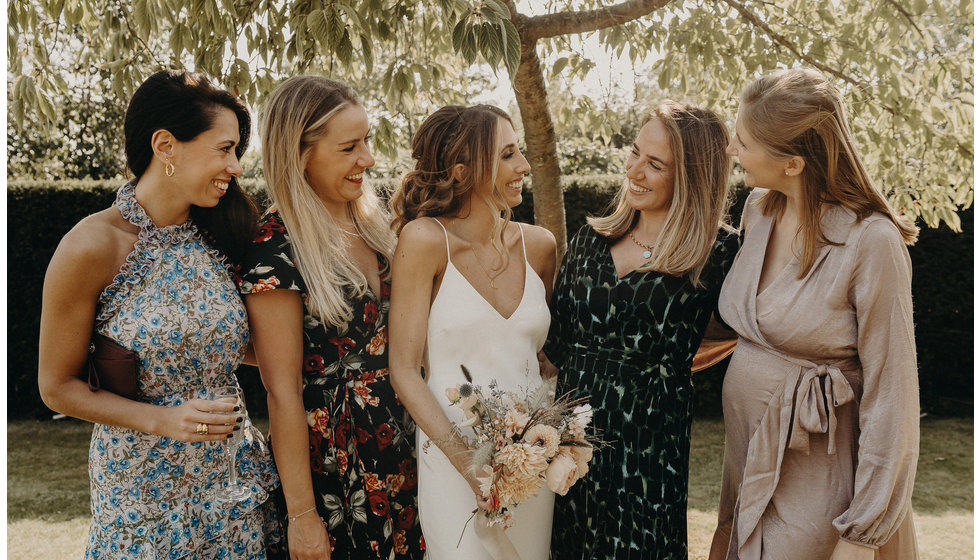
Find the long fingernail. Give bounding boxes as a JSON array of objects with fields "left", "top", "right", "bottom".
[
  {"left": 234, "top": 406, "right": 241, "bottom": 412},
  {"left": 236, "top": 417, "right": 243, "bottom": 423},
  {"left": 226, "top": 434, "right": 233, "bottom": 439},
  {"left": 233, "top": 426, "right": 241, "bottom": 431}
]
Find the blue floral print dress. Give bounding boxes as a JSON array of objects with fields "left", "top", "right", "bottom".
[
  {"left": 86, "top": 182, "right": 284, "bottom": 559},
  {"left": 239, "top": 211, "right": 425, "bottom": 559}
]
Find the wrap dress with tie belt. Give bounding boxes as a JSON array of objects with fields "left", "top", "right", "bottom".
[{"left": 710, "top": 189, "right": 920, "bottom": 560}]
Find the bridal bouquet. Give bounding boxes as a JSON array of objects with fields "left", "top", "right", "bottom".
[{"left": 444, "top": 365, "right": 598, "bottom": 528}]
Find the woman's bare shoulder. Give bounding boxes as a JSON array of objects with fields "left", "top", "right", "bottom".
[{"left": 52, "top": 208, "right": 137, "bottom": 278}]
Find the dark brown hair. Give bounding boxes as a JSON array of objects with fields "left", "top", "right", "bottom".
[{"left": 124, "top": 69, "right": 258, "bottom": 264}]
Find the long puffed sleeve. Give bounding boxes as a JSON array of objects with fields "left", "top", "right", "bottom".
[{"left": 834, "top": 217, "right": 919, "bottom": 547}]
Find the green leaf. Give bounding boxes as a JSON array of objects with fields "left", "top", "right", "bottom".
[
  {"left": 327, "top": 6, "right": 344, "bottom": 48},
  {"left": 452, "top": 17, "right": 467, "bottom": 53},
  {"left": 361, "top": 33, "right": 374, "bottom": 75},
  {"left": 461, "top": 24, "right": 478, "bottom": 65},
  {"left": 479, "top": 21, "right": 502, "bottom": 69},
  {"left": 307, "top": 9, "right": 329, "bottom": 45},
  {"left": 337, "top": 28, "right": 354, "bottom": 66},
  {"left": 501, "top": 18, "right": 520, "bottom": 76},
  {"left": 552, "top": 56, "right": 568, "bottom": 76}
]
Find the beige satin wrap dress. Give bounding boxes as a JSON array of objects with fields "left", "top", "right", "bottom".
[{"left": 710, "top": 189, "right": 920, "bottom": 560}]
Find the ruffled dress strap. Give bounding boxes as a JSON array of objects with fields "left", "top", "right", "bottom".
[{"left": 95, "top": 181, "right": 226, "bottom": 325}]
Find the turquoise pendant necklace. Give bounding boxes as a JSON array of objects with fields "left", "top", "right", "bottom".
[{"left": 629, "top": 230, "right": 655, "bottom": 259}]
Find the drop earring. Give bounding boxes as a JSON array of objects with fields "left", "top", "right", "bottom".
[{"left": 165, "top": 160, "right": 175, "bottom": 177}]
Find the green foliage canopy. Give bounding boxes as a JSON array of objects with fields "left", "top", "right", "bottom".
[{"left": 8, "top": 0, "right": 973, "bottom": 241}]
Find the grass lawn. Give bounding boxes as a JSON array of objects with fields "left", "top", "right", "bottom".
[{"left": 7, "top": 416, "right": 972, "bottom": 559}]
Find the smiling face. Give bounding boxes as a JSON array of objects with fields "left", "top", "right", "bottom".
[
  {"left": 624, "top": 117, "right": 675, "bottom": 216},
  {"left": 304, "top": 103, "right": 375, "bottom": 215},
  {"left": 728, "top": 105, "right": 793, "bottom": 193},
  {"left": 490, "top": 117, "right": 531, "bottom": 209},
  {"left": 171, "top": 106, "right": 243, "bottom": 208}
]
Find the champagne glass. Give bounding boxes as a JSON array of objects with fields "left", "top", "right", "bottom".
[{"left": 213, "top": 384, "right": 249, "bottom": 503}]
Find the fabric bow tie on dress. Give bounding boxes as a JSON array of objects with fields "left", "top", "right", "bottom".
[{"left": 788, "top": 363, "right": 856, "bottom": 456}]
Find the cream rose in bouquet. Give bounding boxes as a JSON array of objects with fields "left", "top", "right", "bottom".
[{"left": 443, "top": 365, "right": 599, "bottom": 528}]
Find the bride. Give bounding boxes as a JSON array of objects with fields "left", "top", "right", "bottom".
[{"left": 388, "top": 104, "right": 557, "bottom": 559}]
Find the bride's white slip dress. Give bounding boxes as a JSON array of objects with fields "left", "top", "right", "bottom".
[{"left": 417, "top": 219, "right": 555, "bottom": 560}]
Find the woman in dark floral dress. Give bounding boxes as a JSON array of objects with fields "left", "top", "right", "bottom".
[
  {"left": 240, "top": 76, "right": 423, "bottom": 560},
  {"left": 544, "top": 102, "right": 739, "bottom": 560}
]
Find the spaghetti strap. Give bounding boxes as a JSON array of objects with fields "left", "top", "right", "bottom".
[
  {"left": 430, "top": 217, "right": 451, "bottom": 260},
  {"left": 517, "top": 223, "right": 528, "bottom": 263}
]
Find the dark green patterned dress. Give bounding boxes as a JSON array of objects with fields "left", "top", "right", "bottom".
[{"left": 546, "top": 225, "right": 739, "bottom": 560}]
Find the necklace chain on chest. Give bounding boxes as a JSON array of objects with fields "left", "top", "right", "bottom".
[{"left": 629, "top": 230, "right": 656, "bottom": 259}]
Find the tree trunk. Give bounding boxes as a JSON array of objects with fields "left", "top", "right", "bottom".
[{"left": 512, "top": 36, "right": 568, "bottom": 256}]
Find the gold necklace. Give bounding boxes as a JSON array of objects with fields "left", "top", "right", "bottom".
[
  {"left": 629, "top": 230, "right": 656, "bottom": 259},
  {"left": 472, "top": 246, "right": 503, "bottom": 289}
]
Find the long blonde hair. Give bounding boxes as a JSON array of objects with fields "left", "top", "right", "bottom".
[
  {"left": 260, "top": 75, "right": 396, "bottom": 326},
  {"left": 391, "top": 105, "right": 514, "bottom": 272},
  {"left": 741, "top": 68, "right": 918, "bottom": 276},
  {"left": 589, "top": 101, "right": 733, "bottom": 287}
]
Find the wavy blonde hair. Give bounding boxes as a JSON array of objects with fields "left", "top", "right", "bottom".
[
  {"left": 589, "top": 101, "right": 733, "bottom": 287},
  {"left": 390, "top": 104, "right": 514, "bottom": 273},
  {"left": 260, "top": 75, "right": 396, "bottom": 326},
  {"left": 741, "top": 68, "right": 918, "bottom": 277}
]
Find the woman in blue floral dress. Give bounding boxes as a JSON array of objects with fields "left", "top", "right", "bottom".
[
  {"left": 38, "top": 70, "right": 284, "bottom": 559},
  {"left": 240, "top": 76, "right": 424, "bottom": 560}
]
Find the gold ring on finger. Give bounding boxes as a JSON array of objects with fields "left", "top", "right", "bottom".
[{"left": 196, "top": 422, "right": 209, "bottom": 435}]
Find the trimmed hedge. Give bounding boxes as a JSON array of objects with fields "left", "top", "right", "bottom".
[{"left": 8, "top": 180, "right": 972, "bottom": 418}]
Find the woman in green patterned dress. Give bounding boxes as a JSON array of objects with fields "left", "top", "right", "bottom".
[{"left": 545, "top": 101, "right": 739, "bottom": 559}]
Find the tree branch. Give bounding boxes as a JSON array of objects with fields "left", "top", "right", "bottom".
[
  {"left": 721, "top": 0, "right": 861, "bottom": 88},
  {"left": 884, "top": 0, "right": 924, "bottom": 37},
  {"left": 522, "top": 0, "right": 671, "bottom": 41}
]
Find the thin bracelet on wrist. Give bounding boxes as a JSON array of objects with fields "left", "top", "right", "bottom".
[{"left": 288, "top": 505, "right": 317, "bottom": 523}]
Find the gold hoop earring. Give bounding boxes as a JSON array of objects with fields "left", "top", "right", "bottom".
[{"left": 165, "top": 160, "right": 175, "bottom": 177}]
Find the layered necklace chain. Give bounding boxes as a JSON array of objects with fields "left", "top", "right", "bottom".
[{"left": 628, "top": 230, "right": 657, "bottom": 259}]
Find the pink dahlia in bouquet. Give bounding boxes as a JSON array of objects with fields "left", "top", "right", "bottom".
[{"left": 445, "top": 365, "right": 598, "bottom": 528}]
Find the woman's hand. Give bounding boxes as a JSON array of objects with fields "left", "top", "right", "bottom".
[
  {"left": 155, "top": 398, "right": 242, "bottom": 442},
  {"left": 828, "top": 539, "right": 875, "bottom": 560},
  {"left": 287, "top": 513, "right": 331, "bottom": 560},
  {"left": 537, "top": 350, "right": 558, "bottom": 380}
]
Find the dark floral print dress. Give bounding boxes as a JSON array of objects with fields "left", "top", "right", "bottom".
[
  {"left": 239, "top": 212, "right": 424, "bottom": 559},
  {"left": 545, "top": 225, "right": 740, "bottom": 560}
]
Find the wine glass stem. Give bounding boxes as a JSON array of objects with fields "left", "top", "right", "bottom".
[{"left": 226, "top": 444, "right": 239, "bottom": 488}]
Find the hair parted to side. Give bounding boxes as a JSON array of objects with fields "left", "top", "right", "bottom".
[
  {"left": 741, "top": 68, "right": 918, "bottom": 277},
  {"left": 259, "top": 75, "right": 395, "bottom": 327},
  {"left": 125, "top": 69, "right": 258, "bottom": 264},
  {"left": 589, "top": 101, "right": 733, "bottom": 288},
  {"left": 390, "top": 104, "right": 515, "bottom": 272}
]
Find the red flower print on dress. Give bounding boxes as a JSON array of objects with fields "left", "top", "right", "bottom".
[
  {"left": 303, "top": 354, "right": 325, "bottom": 373},
  {"left": 329, "top": 336, "right": 356, "bottom": 358},
  {"left": 363, "top": 300, "right": 379, "bottom": 324},
  {"left": 252, "top": 277, "right": 280, "bottom": 293},
  {"left": 334, "top": 421, "right": 348, "bottom": 449},
  {"left": 352, "top": 381, "right": 380, "bottom": 407},
  {"left": 364, "top": 473, "right": 384, "bottom": 492},
  {"left": 255, "top": 219, "right": 286, "bottom": 242},
  {"left": 386, "top": 473, "right": 405, "bottom": 493},
  {"left": 365, "top": 326, "right": 387, "bottom": 356},
  {"left": 368, "top": 491, "right": 389, "bottom": 516},
  {"left": 337, "top": 449, "right": 349, "bottom": 474},
  {"left": 375, "top": 423, "right": 394, "bottom": 450},
  {"left": 396, "top": 505, "right": 416, "bottom": 531},
  {"left": 356, "top": 427, "right": 372, "bottom": 444},
  {"left": 308, "top": 408, "right": 331, "bottom": 434},
  {"left": 398, "top": 458, "right": 418, "bottom": 490}
]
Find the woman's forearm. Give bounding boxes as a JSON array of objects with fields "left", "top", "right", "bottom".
[{"left": 267, "top": 388, "right": 318, "bottom": 514}]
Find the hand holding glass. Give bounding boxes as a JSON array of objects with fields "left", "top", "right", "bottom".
[{"left": 213, "top": 385, "right": 249, "bottom": 503}]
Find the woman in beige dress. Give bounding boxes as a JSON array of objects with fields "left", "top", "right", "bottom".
[{"left": 709, "top": 68, "right": 920, "bottom": 560}]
